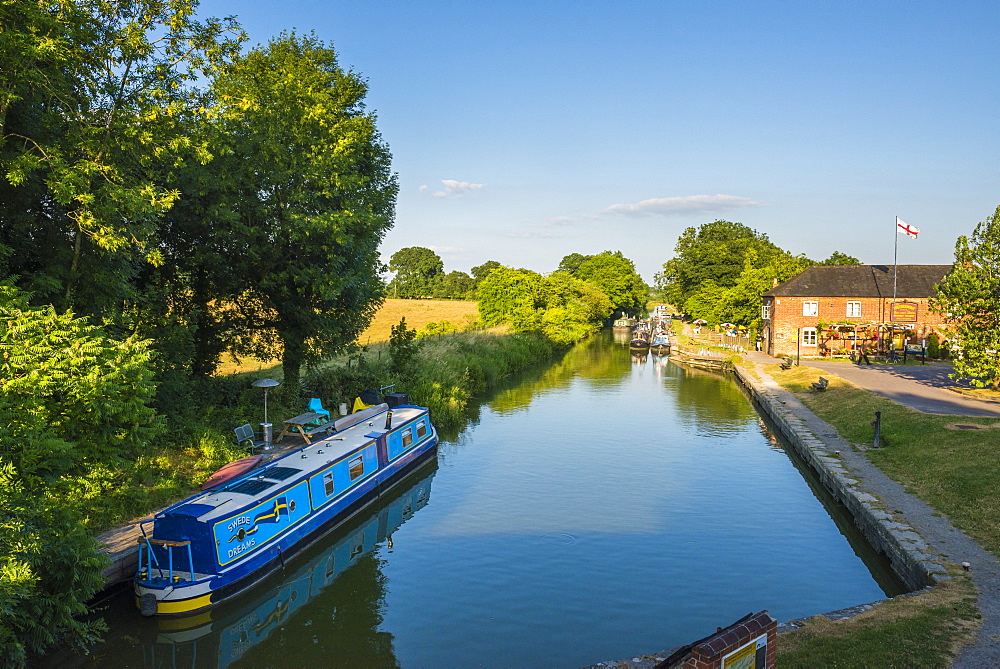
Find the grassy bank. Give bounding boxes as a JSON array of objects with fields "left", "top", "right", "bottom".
[
  {"left": 776, "top": 571, "right": 979, "bottom": 668},
  {"left": 761, "top": 362, "right": 999, "bottom": 666}
]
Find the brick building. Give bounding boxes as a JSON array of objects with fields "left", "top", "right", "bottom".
[{"left": 761, "top": 265, "right": 952, "bottom": 358}]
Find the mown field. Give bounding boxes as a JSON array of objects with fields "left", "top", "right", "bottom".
[{"left": 217, "top": 299, "right": 479, "bottom": 375}]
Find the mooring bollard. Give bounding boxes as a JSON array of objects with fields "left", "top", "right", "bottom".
[{"left": 873, "top": 410, "right": 881, "bottom": 448}]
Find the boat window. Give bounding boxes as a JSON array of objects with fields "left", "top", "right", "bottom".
[
  {"left": 323, "top": 471, "right": 334, "bottom": 496},
  {"left": 416, "top": 421, "right": 427, "bottom": 439},
  {"left": 227, "top": 479, "right": 275, "bottom": 496},
  {"left": 264, "top": 466, "right": 301, "bottom": 481},
  {"left": 349, "top": 456, "right": 364, "bottom": 480},
  {"left": 402, "top": 428, "right": 413, "bottom": 448}
]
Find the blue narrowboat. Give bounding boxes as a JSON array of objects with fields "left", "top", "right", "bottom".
[
  {"left": 148, "top": 464, "right": 435, "bottom": 667},
  {"left": 134, "top": 401, "right": 438, "bottom": 616}
]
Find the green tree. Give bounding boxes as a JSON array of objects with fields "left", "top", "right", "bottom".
[
  {"left": 434, "top": 270, "right": 474, "bottom": 299},
  {"left": 820, "top": 251, "right": 861, "bottom": 265},
  {"left": 389, "top": 247, "right": 444, "bottom": 298},
  {"left": 471, "top": 260, "right": 502, "bottom": 283},
  {"left": 477, "top": 267, "right": 544, "bottom": 331},
  {"left": 655, "top": 220, "right": 782, "bottom": 310},
  {"left": 700, "top": 250, "right": 813, "bottom": 330},
  {"left": 537, "top": 271, "right": 613, "bottom": 343},
  {"left": 206, "top": 33, "right": 397, "bottom": 390},
  {"left": 557, "top": 252, "right": 589, "bottom": 276},
  {"left": 0, "top": 0, "right": 244, "bottom": 311},
  {"left": 388, "top": 317, "right": 419, "bottom": 382},
  {"left": 931, "top": 205, "right": 1000, "bottom": 389},
  {"left": 575, "top": 251, "right": 648, "bottom": 316},
  {"left": 0, "top": 283, "right": 161, "bottom": 663}
]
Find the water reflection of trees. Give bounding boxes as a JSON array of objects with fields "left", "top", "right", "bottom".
[{"left": 487, "top": 332, "right": 632, "bottom": 414}]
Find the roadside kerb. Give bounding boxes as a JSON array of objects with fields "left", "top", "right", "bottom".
[{"left": 733, "top": 363, "right": 948, "bottom": 591}]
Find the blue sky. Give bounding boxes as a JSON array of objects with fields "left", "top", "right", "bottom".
[{"left": 197, "top": 0, "right": 1000, "bottom": 283}]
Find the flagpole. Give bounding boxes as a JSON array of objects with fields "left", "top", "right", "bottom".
[{"left": 893, "top": 216, "right": 899, "bottom": 302}]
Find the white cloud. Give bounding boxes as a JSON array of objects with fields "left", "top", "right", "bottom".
[
  {"left": 423, "top": 179, "right": 486, "bottom": 198},
  {"left": 599, "top": 194, "right": 765, "bottom": 217}
]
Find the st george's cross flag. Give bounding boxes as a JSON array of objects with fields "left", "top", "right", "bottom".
[{"left": 896, "top": 217, "right": 919, "bottom": 238}]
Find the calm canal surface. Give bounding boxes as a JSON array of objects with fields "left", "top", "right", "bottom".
[{"left": 85, "top": 333, "right": 903, "bottom": 668}]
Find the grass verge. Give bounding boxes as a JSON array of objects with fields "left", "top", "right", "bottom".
[
  {"left": 769, "top": 363, "right": 1000, "bottom": 556},
  {"left": 776, "top": 571, "right": 979, "bottom": 668}
]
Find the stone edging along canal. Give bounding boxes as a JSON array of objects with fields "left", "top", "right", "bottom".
[{"left": 732, "top": 362, "right": 947, "bottom": 593}]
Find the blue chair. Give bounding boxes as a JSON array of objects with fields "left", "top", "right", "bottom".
[{"left": 308, "top": 397, "right": 331, "bottom": 424}]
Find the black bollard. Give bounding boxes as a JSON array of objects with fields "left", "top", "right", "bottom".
[{"left": 873, "top": 410, "right": 881, "bottom": 448}]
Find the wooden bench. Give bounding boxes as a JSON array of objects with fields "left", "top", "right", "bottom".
[
  {"left": 811, "top": 376, "right": 829, "bottom": 391},
  {"left": 779, "top": 357, "right": 794, "bottom": 370}
]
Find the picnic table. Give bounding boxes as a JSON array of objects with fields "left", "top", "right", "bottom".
[{"left": 276, "top": 412, "right": 332, "bottom": 444}]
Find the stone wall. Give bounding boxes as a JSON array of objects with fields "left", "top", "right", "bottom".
[{"left": 733, "top": 365, "right": 948, "bottom": 592}]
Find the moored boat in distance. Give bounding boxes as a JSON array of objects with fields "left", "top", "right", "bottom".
[
  {"left": 134, "top": 400, "right": 438, "bottom": 617},
  {"left": 650, "top": 331, "right": 671, "bottom": 355},
  {"left": 612, "top": 314, "right": 637, "bottom": 330},
  {"left": 629, "top": 322, "right": 650, "bottom": 350}
]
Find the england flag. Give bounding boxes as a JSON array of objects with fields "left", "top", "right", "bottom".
[{"left": 896, "top": 217, "right": 919, "bottom": 238}]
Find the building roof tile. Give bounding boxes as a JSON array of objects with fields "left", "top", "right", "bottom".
[{"left": 763, "top": 265, "right": 951, "bottom": 298}]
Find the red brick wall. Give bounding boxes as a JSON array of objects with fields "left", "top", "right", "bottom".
[
  {"left": 664, "top": 611, "right": 776, "bottom": 669},
  {"left": 763, "top": 295, "right": 951, "bottom": 358}
]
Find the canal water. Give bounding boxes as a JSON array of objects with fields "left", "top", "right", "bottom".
[{"left": 83, "top": 332, "right": 903, "bottom": 668}]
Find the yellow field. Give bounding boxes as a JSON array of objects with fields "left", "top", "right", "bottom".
[
  {"left": 355, "top": 298, "right": 479, "bottom": 345},
  {"left": 216, "top": 299, "right": 479, "bottom": 375}
]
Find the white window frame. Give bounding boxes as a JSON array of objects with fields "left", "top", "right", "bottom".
[
  {"left": 761, "top": 304, "right": 772, "bottom": 320},
  {"left": 802, "top": 301, "right": 818, "bottom": 317},
  {"left": 846, "top": 301, "right": 861, "bottom": 318},
  {"left": 802, "top": 327, "right": 818, "bottom": 346}
]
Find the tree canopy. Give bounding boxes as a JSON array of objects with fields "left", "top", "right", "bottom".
[
  {"left": 931, "top": 205, "right": 1000, "bottom": 389},
  {"left": 575, "top": 251, "right": 648, "bottom": 317},
  {"left": 389, "top": 247, "right": 444, "bottom": 298}
]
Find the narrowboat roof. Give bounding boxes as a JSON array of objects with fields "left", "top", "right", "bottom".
[{"left": 160, "top": 404, "right": 428, "bottom": 525}]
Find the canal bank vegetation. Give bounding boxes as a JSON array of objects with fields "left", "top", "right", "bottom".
[{"left": 776, "top": 570, "right": 979, "bottom": 668}]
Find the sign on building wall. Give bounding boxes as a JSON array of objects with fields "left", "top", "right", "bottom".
[
  {"left": 890, "top": 301, "right": 918, "bottom": 323},
  {"left": 722, "top": 633, "right": 768, "bottom": 669}
]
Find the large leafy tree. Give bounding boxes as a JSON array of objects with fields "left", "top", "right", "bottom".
[
  {"left": 204, "top": 33, "right": 397, "bottom": 390},
  {"left": 575, "top": 251, "right": 648, "bottom": 317},
  {"left": 655, "top": 220, "right": 782, "bottom": 310},
  {"left": 0, "top": 0, "right": 243, "bottom": 313},
  {"left": 931, "top": 205, "right": 1000, "bottom": 389},
  {"left": 389, "top": 247, "right": 444, "bottom": 298}
]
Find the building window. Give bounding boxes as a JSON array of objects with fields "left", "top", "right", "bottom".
[
  {"left": 802, "top": 301, "right": 818, "bottom": 317},
  {"left": 846, "top": 301, "right": 861, "bottom": 318},
  {"left": 802, "top": 328, "right": 818, "bottom": 346},
  {"left": 761, "top": 304, "right": 771, "bottom": 320}
]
